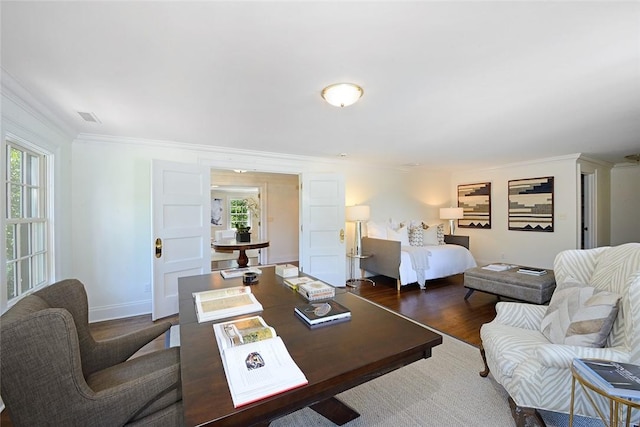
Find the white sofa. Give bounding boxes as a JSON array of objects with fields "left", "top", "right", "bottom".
[{"left": 480, "top": 243, "right": 640, "bottom": 426}]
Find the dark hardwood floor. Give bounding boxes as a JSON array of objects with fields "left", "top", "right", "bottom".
[
  {"left": 1, "top": 273, "right": 499, "bottom": 425},
  {"left": 352, "top": 273, "right": 499, "bottom": 346}
]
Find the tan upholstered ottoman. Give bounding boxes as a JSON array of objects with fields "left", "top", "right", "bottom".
[{"left": 463, "top": 265, "right": 556, "bottom": 304}]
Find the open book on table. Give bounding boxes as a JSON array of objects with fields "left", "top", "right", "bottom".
[
  {"left": 193, "top": 286, "right": 263, "bottom": 323},
  {"left": 213, "top": 316, "right": 308, "bottom": 407}
]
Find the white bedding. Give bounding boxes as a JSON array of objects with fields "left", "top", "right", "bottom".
[{"left": 399, "top": 244, "right": 477, "bottom": 288}]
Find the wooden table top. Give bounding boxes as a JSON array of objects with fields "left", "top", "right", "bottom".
[
  {"left": 211, "top": 239, "right": 270, "bottom": 250},
  {"left": 178, "top": 267, "right": 442, "bottom": 426}
]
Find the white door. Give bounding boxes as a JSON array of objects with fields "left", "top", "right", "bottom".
[
  {"left": 152, "top": 160, "right": 210, "bottom": 320},
  {"left": 299, "top": 173, "right": 346, "bottom": 286}
]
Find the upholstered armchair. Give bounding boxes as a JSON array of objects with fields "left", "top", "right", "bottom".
[
  {"left": 0, "top": 279, "right": 183, "bottom": 426},
  {"left": 480, "top": 243, "right": 640, "bottom": 426}
]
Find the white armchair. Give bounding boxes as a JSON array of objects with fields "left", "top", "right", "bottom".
[{"left": 479, "top": 243, "right": 640, "bottom": 426}]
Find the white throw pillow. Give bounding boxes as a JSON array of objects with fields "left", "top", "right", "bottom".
[
  {"left": 366, "top": 221, "right": 387, "bottom": 239},
  {"left": 423, "top": 226, "right": 439, "bottom": 245},
  {"left": 387, "top": 226, "right": 410, "bottom": 246}
]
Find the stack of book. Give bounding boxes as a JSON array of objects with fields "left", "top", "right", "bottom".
[
  {"left": 294, "top": 300, "right": 351, "bottom": 328},
  {"left": 517, "top": 267, "right": 547, "bottom": 276},
  {"left": 573, "top": 359, "right": 640, "bottom": 399},
  {"left": 283, "top": 276, "right": 316, "bottom": 291},
  {"left": 297, "top": 280, "right": 335, "bottom": 301}
]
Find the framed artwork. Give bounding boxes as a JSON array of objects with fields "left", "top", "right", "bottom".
[
  {"left": 508, "top": 176, "right": 554, "bottom": 232},
  {"left": 458, "top": 182, "right": 491, "bottom": 229},
  {"left": 211, "top": 198, "right": 224, "bottom": 226}
]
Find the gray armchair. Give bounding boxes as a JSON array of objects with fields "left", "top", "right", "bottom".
[{"left": 0, "top": 279, "right": 183, "bottom": 426}]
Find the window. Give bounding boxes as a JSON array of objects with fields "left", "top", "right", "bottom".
[
  {"left": 229, "top": 198, "right": 250, "bottom": 230},
  {"left": 5, "top": 140, "right": 49, "bottom": 303}
]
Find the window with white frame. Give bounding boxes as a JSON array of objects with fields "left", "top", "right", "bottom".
[
  {"left": 5, "top": 140, "right": 49, "bottom": 303},
  {"left": 229, "top": 198, "right": 251, "bottom": 230}
]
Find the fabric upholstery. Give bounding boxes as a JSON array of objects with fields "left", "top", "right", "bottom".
[
  {"left": 0, "top": 279, "right": 183, "bottom": 426},
  {"left": 540, "top": 285, "right": 620, "bottom": 347},
  {"left": 480, "top": 243, "right": 640, "bottom": 420},
  {"left": 34, "top": 278, "right": 171, "bottom": 377}
]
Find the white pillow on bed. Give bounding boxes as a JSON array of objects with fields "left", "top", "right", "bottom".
[
  {"left": 423, "top": 224, "right": 446, "bottom": 245},
  {"left": 423, "top": 226, "right": 439, "bottom": 245},
  {"left": 366, "top": 221, "right": 387, "bottom": 239},
  {"left": 387, "top": 226, "right": 410, "bottom": 246}
]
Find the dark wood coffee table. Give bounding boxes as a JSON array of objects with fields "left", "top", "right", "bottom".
[{"left": 178, "top": 267, "right": 442, "bottom": 426}]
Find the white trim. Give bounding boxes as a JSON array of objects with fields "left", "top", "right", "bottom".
[{"left": 88, "top": 299, "right": 152, "bottom": 323}]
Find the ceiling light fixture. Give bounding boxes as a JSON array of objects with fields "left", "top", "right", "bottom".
[
  {"left": 625, "top": 154, "right": 640, "bottom": 163},
  {"left": 321, "top": 83, "right": 363, "bottom": 107}
]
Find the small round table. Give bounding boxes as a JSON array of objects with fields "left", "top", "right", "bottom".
[
  {"left": 212, "top": 240, "right": 270, "bottom": 268},
  {"left": 570, "top": 361, "right": 640, "bottom": 427},
  {"left": 346, "top": 253, "right": 375, "bottom": 288}
]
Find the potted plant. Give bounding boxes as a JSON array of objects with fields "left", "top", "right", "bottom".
[{"left": 234, "top": 223, "right": 251, "bottom": 242}]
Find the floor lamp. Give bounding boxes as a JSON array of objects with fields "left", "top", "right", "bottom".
[
  {"left": 440, "top": 207, "right": 464, "bottom": 235},
  {"left": 346, "top": 205, "right": 370, "bottom": 256}
]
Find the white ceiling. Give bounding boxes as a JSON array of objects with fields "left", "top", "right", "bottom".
[{"left": 2, "top": 1, "right": 639, "bottom": 170}]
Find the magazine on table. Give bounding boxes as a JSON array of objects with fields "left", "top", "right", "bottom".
[
  {"left": 213, "top": 316, "right": 308, "bottom": 407},
  {"left": 294, "top": 300, "right": 351, "bottom": 327},
  {"left": 283, "top": 276, "right": 316, "bottom": 290},
  {"left": 192, "top": 286, "right": 263, "bottom": 323},
  {"left": 517, "top": 267, "right": 547, "bottom": 276},
  {"left": 573, "top": 359, "right": 640, "bottom": 399}
]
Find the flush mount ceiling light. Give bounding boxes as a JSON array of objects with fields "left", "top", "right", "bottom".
[
  {"left": 625, "top": 154, "right": 640, "bottom": 163},
  {"left": 321, "top": 83, "right": 363, "bottom": 107}
]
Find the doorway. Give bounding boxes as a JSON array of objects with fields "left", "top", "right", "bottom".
[
  {"left": 580, "top": 172, "right": 596, "bottom": 249},
  {"left": 210, "top": 169, "right": 300, "bottom": 267}
]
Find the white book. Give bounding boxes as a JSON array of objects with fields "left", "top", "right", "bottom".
[
  {"left": 297, "top": 281, "right": 335, "bottom": 301},
  {"left": 220, "top": 267, "right": 262, "bottom": 279},
  {"left": 481, "top": 263, "right": 515, "bottom": 272},
  {"left": 213, "top": 317, "right": 308, "bottom": 407},
  {"left": 193, "top": 286, "right": 263, "bottom": 323}
]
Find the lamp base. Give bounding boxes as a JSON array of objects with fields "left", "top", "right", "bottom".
[{"left": 449, "top": 219, "right": 456, "bottom": 235}]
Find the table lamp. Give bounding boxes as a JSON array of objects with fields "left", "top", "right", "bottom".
[
  {"left": 440, "top": 207, "right": 464, "bottom": 235},
  {"left": 346, "top": 205, "right": 370, "bottom": 256}
]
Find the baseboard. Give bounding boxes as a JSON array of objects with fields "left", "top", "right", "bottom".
[{"left": 88, "top": 299, "right": 151, "bottom": 323}]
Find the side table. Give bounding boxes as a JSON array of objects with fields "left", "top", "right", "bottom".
[
  {"left": 346, "top": 252, "right": 375, "bottom": 288},
  {"left": 570, "top": 361, "right": 640, "bottom": 426}
]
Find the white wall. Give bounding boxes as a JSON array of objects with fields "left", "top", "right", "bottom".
[
  {"left": 611, "top": 164, "right": 640, "bottom": 245},
  {"left": 452, "top": 155, "right": 582, "bottom": 269}
]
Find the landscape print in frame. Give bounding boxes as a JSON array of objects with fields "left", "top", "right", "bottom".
[
  {"left": 508, "top": 176, "right": 554, "bottom": 232},
  {"left": 458, "top": 182, "right": 491, "bottom": 229}
]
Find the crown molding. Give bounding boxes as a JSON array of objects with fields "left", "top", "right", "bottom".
[{"left": 1, "top": 68, "right": 77, "bottom": 140}]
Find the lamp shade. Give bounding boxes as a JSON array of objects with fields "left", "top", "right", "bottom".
[
  {"left": 346, "top": 205, "right": 370, "bottom": 222},
  {"left": 321, "top": 83, "right": 364, "bottom": 107},
  {"left": 440, "top": 207, "right": 464, "bottom": 220}
]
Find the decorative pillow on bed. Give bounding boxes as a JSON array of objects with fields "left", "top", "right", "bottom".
[
  {"left": 540, "top": 281, "right": 621, "bottom": 347},
  {"left": 387, "top": 226, "right": 410, "bottom": 246},
  {"left": 436, "top": 223, "right": 445, "bottom": 245},
  {"left": 408, "top": 225, "right": 424, "bottom": 246},
  {"left": 366, "top": 221, "right": 387, "bottom": 239}
]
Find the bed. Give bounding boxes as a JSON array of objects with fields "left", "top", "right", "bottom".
[{"left": 360, "top": 235, "right": 477, "bottom": 290}]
